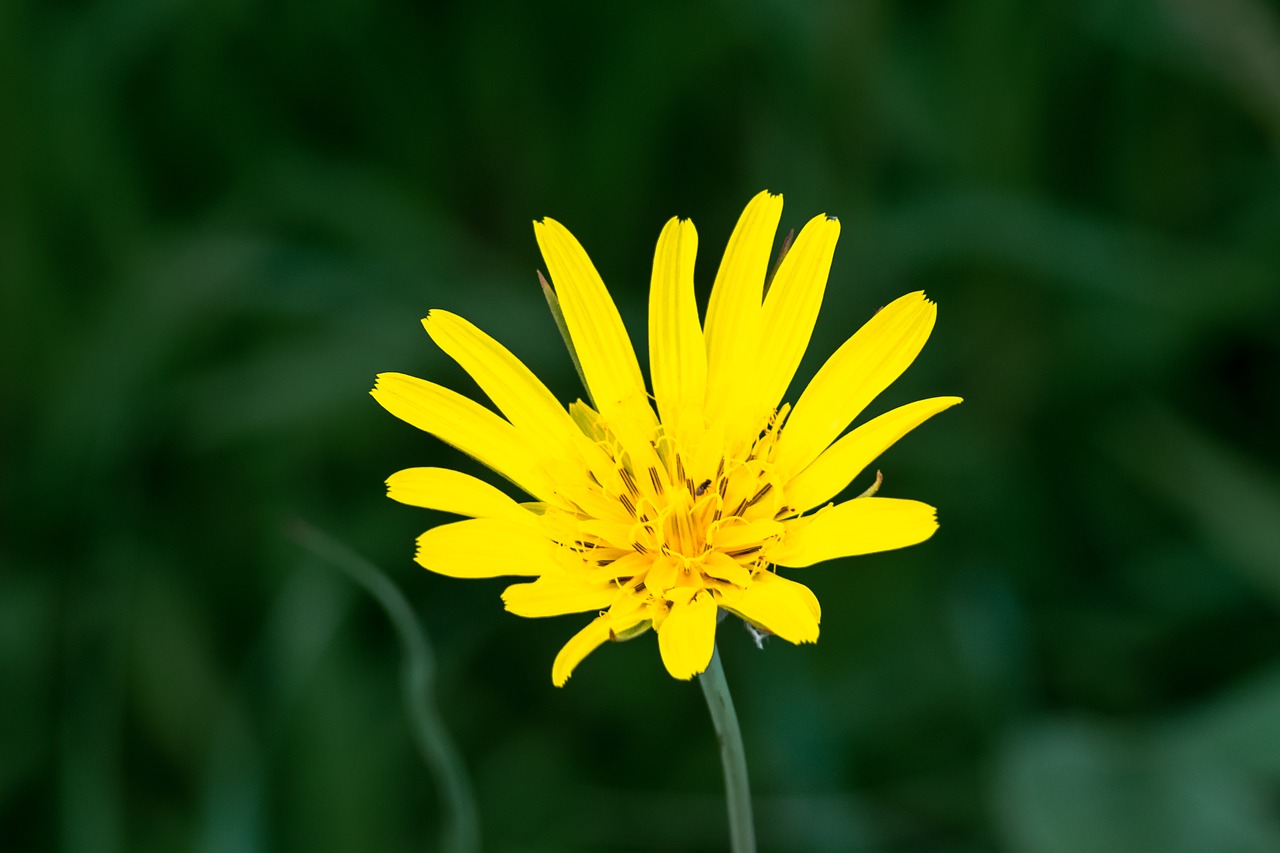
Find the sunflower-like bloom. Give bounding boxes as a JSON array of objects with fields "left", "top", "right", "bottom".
[{"left": 373, "top": 191, "right": 960, "bottom": 685}]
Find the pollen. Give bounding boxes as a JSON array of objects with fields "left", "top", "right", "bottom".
[{"left": 555, "top": 408, "right": 793, "bottom": 600}]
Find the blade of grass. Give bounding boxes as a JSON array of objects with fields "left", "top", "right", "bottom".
[{"left": 286, "top": 519, "right": 480, "bottom": 853}]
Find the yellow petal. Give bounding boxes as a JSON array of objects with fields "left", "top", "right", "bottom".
[
  {"left": 552, "top": 605, "right": 652, "bottom": 687},
  {"left": 534, "top": 218, "right": 656, "bottom": 433},
  {"left": 422, "top": 311, "right": 600, "bottom": 468},
  {"left": 721, "top": 573, "right": 820, "bottom": 644},
  {"left": 702, "top": 551, "right": 752, "bottom": 586},
  {"left": 585, "top": 551, "right": 650, "bottom": 583},
  {"left": 771, "top": 498, "right": 938, "bottom": 568},
  {"left": 703, "top": 190, "right": 783, "bottom": 435},
  {"left": 752, "top": 213, "right": 841, "bottom": 418},
  {"left": 644, "top": 554, "right": 680, "bottom": 595},
  {"left": 605, "top": 594, "right": 653, "bottom": 640},
  {"left": 711, "top": 518, "right": 784, "bottom": 551},
  {"left": 774, "top": 292, "right": 937, "bottom": 479},
  {"left": 648, "top": 217, "right": 706, "bottom": 444},
  {"left": 502, "top": 574, "right": 618, "bottom": 618},
  {"left": 577, "top": 518, "right": 640, "bottom": 549},
  {"left": 552, "top": 614, "right": 611, "bottom": 687},
  {"left": 784, "top": 396, "right": 963, "bottom": 512},
  {"left": 657, "top": 591, "right": 718, "bottom": 679},
  {"left": 386, "top": 467, "right": 535, "bottom": 525},
  {"left": 415, "top": 517, "right": 562, "bottom": 578},
  {"left": 371, "top": 373, "right": 553, "bottom": 500}
]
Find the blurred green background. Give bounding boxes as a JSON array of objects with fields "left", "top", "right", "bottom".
[{"left": 5, "top": 0, "right": 1280, "bottom": 850}]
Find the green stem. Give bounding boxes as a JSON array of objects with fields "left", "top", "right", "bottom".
[
  {"left": 698, "top": 645, "right": 756, "bottom": 853},
  {"left": 288, "top": 519, "right": 480, "bottom": 853}
]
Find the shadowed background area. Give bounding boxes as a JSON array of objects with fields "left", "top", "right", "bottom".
[{"left": 4, "top": 0, "right": 1280, "bottom": 851}]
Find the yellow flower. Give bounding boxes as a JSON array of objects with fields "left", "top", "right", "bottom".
[{"left": 372, "top": 191, "right": 960, "bottom": 686}]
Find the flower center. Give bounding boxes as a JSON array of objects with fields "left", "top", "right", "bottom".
[{"left": 552, "top": 404, "right": 797, "bottom": 596}]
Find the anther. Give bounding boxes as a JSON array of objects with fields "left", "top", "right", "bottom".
[
  {"left": 619, "top": 493, "right": 637, "bottom": 516},
  {"left": 743, "top": 482, "right": 773, "bottom": 510},
  {"left": 619, "top": 467, "right": 640, "bottom": 497},
  {"left": 648, "top": 466, "right": 664, "bottom": 495}
]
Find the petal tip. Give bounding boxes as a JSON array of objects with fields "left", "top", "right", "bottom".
[
  {"left": 748, "top": 188, "right": 784, "bottom": 209},
  {"left": 532, "top": 217, "right": 561, "bottom": 239}
]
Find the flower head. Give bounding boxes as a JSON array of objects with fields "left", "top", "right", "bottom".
[{"left": 373, "top": 191, "right": 960, "bottom": 685}]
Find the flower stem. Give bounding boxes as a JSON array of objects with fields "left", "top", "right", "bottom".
[{"left": 698, "top": 645, "right": 756, "bottom": 853}]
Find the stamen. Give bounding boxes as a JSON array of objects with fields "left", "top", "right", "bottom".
[
  {"left": 743, "top": 482, "right": 773, "bottom": 510},
  {"left": 675, "top": 453, "right": 686, "bottom": 484},
  {"left": 619, "top": 493, "right": 637, "bottom": 517},
  {"left": 633, "top": 542, "right": 649, "bottom": 554},
  {"left": 619, "top": 467, "right": 640, "bottom": 497},
  {"left": 715, "top": 458, "right": 725, "bottom": 481},
  {"left": 648, "top": 466, "right": 664, "bottom": 495},
  {"left": 726, "top": 546, "right": 762, "bottom": 558},
  {"left": 717, "top": 479, "right": 729, "bottom": 499}
]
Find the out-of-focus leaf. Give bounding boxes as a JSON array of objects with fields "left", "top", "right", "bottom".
[
  {"left": 1103, "top": 405, "right": 1280, "bottom": 602},
  {"left": 1163, "top": 666, "right": 1280, "bottom": 779},
  {"left": 994, "top": 718, "right": 1280, "bottom": 853}
]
